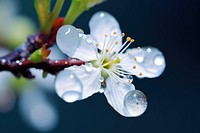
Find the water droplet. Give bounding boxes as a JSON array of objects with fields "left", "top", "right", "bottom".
[
  {"left": 99, "top": 76, "right": 104, "bottom": 82},
  {"left": 56, "top": 25, "right": 80, "bottom": 56},
  {"left": 99, "top": 87, "right": 105, "bottom": 93},
  {"left": 100, "top": 12, "right": 105, "bottom": 17},
  {"left": 1, "top": 59, "right": 6, "bottom": 65},
  {"left": 147, "top": 48, "right": 151, "bottom": 52},
  {"left": 77, "top": 28, "right": 84, "bottom": 37},
  {"left": 16, "top": 60, "right": 22, "bottom": 65},
  {"left": 62, "top": 91, "right": 81, "bottom": 103},
  {"left": 154, "top": 54, "right": 164, "bottom": 66},
  {"left": 135, "top": 48, "right": 145, "bottom": 63},
  {"left": 124, "top": 75, "right": 133, "bottom": 83},
  {"left": 86, "top": 35, "right": 93, "bottom": 44},
  {"left": 124, "top": 90, "right": 147, "bottom": 117},
  {"left": 55, "top": 70, "right": 83, "bottom": 103},
  {"left": 84, "top": 63, "right": 92, "bottom": 72}
]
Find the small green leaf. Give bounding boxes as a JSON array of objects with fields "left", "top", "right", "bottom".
[
  {"left": 30, "top": 48, "right": 43, "bottom": 63},
  {"left": 42, "top": 71, "right": 49, "bottom": 78},
  {"left": 29, "top": 44, "right": 50, "bottom": 63}
]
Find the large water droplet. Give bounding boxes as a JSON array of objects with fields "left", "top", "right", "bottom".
[
  {"left": 56, "top": 25, "right": 80, "bottom": 56},
  {"left": 55, "top": 70, "right": 83, "bottom": 103},
  {"left": 62, "top": 91, "right": 82, "bottom": 103},
  {"left": 154, "top": 54, "right": 164, "bottom": 66},
  {"left": 84, "top": 63, "right": 92, "bottom": 72},
  {"left": 124, "top": 90, "right": 147, "bottom": 117}
]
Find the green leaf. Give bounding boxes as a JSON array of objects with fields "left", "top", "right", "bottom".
[
  {"left": 64, "top": 0, "right": 105, "bottom": 24},
  {"left": 34, "top": 0, "right": 51, "bottom": 33},
  {"left": 45, "top": 0, "right": 65, "bottom": 33}
]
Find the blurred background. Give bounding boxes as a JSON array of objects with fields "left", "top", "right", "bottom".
[{"left": 0, "top": 0, "right": 200, "bottom": 132}]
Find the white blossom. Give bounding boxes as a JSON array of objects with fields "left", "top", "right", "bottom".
[{"left": 55, "top": 12, "right": 166, "bottom": 117}]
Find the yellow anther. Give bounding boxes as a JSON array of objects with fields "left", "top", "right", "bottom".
[
  {"left": 105, "top": 49, "right": 109, "bottom": 52},
  {"left": 126, "top": 37, "right": 131, "bottom": 41},
  {"left": 104, "top": 34, "right": 108, "bottom": 37},
  {"left": 134, "top": 57, "right": 137, "bottom": 61},
  {"left": 131, "top": 39, "right": 135, "bottom": 42},
  {"left": 96, "top": 43, "right": 99, "bottom": 46},
  {"left": 137, "top": 47, "right": 140, "bottom": 50},
  {"left": 122, "top": 33, "right": 125, "bottom": 37},
  {"left": 133, "top": 65, "right": 136, "bottom": 69},
  {"left": 139, "top": 72, "right": 143, "bottom": 76},
  {"left": 127, "top": 52, "right": 131, "bottom": 55},
  {"left": 115, "top": 41, "right": 119, "bottom": 45},
  {"left": 113, "top": 31, "right": 117, "bottom": 35}
]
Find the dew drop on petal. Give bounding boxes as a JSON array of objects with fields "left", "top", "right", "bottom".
[
  {"left": 84, "top": 63, "right": 93, "bottom": 72},
  {"left": 154, "top": 54, "right": 165, "bottom": 66},
  {"left": 124, "top": 75, "right": 133, "bottom": 83},
  {"left": 147, "top": 48, "right": 151, "bottom": 53},
  {"left": 77, "top": 28, "right": 84, "bottom": 37},
  {"left": 55, "top": 70, "right": 83, "bottom": 103},
  {"left": 124, "top": 90, "right": 147, "bottom": 117},
  {"left": 135, "top": 48, "right": 145, "bottom": 63},
  {"left": 99, "top": 76, "right": 104, "bottom": 82},
  {"left": 86, "top": 35, "right": 93, "bottom": 44},
  {"left": 99, "top": 87, "right": 105, "bottom": 93},
  {"left": 62, "top": 91, "right": 82, "bottom": 103},
  {"left": 56, "top": 25, "right": 80, "bottom": 56},
  {"left": 127, "top": 47, "right": 166, "bottom": 78}
]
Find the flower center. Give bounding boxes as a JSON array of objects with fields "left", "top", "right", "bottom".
[{"left": 91, "top": 32, "right": 135, "bottom": 82}]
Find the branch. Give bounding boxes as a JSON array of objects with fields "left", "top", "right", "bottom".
[
  {"left": 0, "top": 18, "right": 64, "bottom": 61},
  {"left": 0, "top": 18, "right": 86, "bottom": 79},
  {"left": 0, "top": 58, "right": 85, "bottom": 79}
]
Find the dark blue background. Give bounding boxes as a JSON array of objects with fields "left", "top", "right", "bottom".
[{"left": 0, "top": 0, "right": 200, "bottom": 132}]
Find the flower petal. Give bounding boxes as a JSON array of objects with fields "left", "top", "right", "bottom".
[
  {"left": 104, "top": 77, "right": 136, "bottom": 117},
  {"left": 119, "top": 47, "right": 166, "bottom": 78},
  {"left": 89, "top": 12, "right": 122, "bottom": 50},
  {"left": 71, "top": 34, "right": 98, "bottom": 61},
  {"left": 55, "top": 65, "right": 101, "bottom": 103}
]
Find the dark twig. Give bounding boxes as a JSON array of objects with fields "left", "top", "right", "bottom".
[
  {"left": 0, "top": 18, "right": 81, "bottom": 79},
  {"left": 0, "top": 58, "right": 85, "bottom": 79}
]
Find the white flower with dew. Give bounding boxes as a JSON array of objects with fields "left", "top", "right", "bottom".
[{"left": 55, "top": 12, "right": 166, "bottom": 117}]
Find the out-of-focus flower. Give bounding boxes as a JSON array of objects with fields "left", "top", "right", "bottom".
[
  {"left": 19, "top": 87, "right": 58, "bottom": 132},
  {"left": 55, "top": 12, "right": 166, "bottom": 117},
  {"left": 0, "top": 0, "right": 36, "bottom": 49}
]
